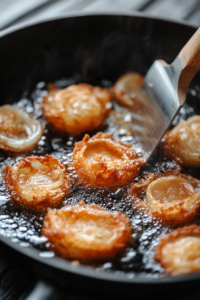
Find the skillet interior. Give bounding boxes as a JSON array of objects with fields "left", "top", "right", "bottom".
[{"left": 1, "top": 13, "right": 200, "bottom": 291}]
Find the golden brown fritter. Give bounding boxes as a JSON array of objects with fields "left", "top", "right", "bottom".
[
  {"left": 154, "top": 225, "right": 200, "bottom": 275},
  {"left": 113, "top": 72, "right": 144, "bottom": 107},
  {"left": 71, "top": 132, "right": 145, "bottom": 188},
  {"left": 129, "top": 168, "right": 200, "bottom": 224},
  {"left": 0, "top": 105, "right": 43, "bottom": 152},
  {"left": 43, "top": 84, "right": 111, "bottom": 135},
  {"left": 162, "top": 116, "right": 200, "bottom": 167},
  {"left": 42, "top": 201, "right": 131, "bottom": 263},
  {"left": 3, "top": 155, "right": 70, "bottom": 211}
]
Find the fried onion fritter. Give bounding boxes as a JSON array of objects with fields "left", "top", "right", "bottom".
[
  {"left": 162, "top": 116, "right": 200, "bottom": 167},
  {"left": 129, "top": 168, "right": 200, "bottom": 224},
  {"left": 154, "top": 225, "right": 200, "bottom": 275},
  {"left": 113, "top": 72, "right": 144, "bottom": 107},
  {"left": 0, "top": 105, "right": 43, "bottom": 152},
  {"left": 42, "top": 201, "right": 131, "bottom": 263},
  {"left": 71, "top": 132, "right": 145, "bottom": 188},
  {"left": 43, "top": 84, "right": 111, "bottom": 135},
  {"left": 2, "top": 155, "right": 70, "bottom": 211}
]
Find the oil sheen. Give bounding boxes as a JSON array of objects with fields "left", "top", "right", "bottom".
[{"left": 0, "top": 77, "right": 199, "bottom": 279}]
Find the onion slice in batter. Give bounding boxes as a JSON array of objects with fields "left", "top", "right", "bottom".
[
  {"left": 162, "top": 115, "right": 200, "bottom": 167},
  {"left": 113, "top": 72, "right": 144, "bottom": 107},
  {"left": 129, "top": 169, "right": 200, "bottom": 224},
  {"left": 0, "top": 105, "right": 43, "bottom": 152},
  {"left": 71, "top": 132, "right": 145, "bottom": 188},
  {"left": 42, "top": 201, "right": 131, "bottom": 263},
  {"left": 43, "top": 84, "right": 111, "bottom": 135},
  {"left": 3, "top": 155, "right": 70, "bottom": 211},
  {"left": 154, "top": 225, "right": 200, "bottom": 275}
]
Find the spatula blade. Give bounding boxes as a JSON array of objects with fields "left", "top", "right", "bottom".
[{"left": 131, "top": 57, "right": 183, "bottom": 159}]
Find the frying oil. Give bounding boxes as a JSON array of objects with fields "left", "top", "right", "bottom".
[{"left": 0, "top": 77, "right": 199, "bottom": 278}]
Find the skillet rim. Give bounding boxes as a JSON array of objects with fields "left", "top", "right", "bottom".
[
  {"left": 0, "top": 10, "right": 197, "bottom": 38},
  {"left": 0, "top": 11, "right": 200, "bottom": 286}
]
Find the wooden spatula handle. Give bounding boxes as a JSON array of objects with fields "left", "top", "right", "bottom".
[{"left": 178, "top": 28, "right": 200, "bottom": 102}]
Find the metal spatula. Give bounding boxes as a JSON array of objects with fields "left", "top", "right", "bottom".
[{"left": 132, "top": 28, "right": 200, "bottom": 159}]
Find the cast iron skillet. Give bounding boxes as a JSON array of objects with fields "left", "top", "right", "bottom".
[{"left": 1, "top": 12, "right": 200, "bottom": 297}]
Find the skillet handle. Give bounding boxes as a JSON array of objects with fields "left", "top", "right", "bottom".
[
  {"left": 178, "top": 27, "right": 200, "bottom": 103},
  {"left": 25, "top": 280, "right": 56, "bottom": 300}
]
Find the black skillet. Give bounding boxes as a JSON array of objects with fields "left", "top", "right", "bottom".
[{"left": 1, "top": 12, "right": 200, "bottom": 298}]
